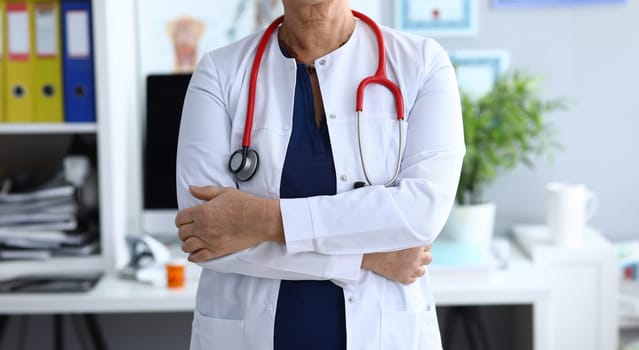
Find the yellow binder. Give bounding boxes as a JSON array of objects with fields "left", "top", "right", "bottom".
[
  {"left": 5, "top": 1, "right": 33, "bottom": 122},
  {"left": 0, "top": 0, "right": 6, "bottom": 122},
  {"left": 31, "top": 0, "right": 62, "bottom": 123}
]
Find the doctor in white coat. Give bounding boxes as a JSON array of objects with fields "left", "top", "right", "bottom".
[{"left": 175, "top": 0, "right": 465, "bottom": 349}]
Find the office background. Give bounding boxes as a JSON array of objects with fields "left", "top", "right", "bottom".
[
  {"left": 1, "top": 0, "right": 636, "bottom": 349},
  {"left": 122, "top": 0, "right": 639, "bottom": 243},
  {"left": 437, "top": 1, "right": 639, "bottom": 241},
  {"left": 119, "top": 1, "right": 638, "bottom": 349}
]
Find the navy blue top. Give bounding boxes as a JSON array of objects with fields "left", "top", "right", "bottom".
[{"left": 273, "top": 61, "right": 346, "bottom": 349}]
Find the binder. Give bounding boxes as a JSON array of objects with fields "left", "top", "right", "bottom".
[
  {"left": 5, "top": 1, "right": 34, "bottom": 122},
  {"left": 61, "top": 0, "right": 94, "bottom": 122},
  {"left": 31, "top": 0, "right": 62, "bottom": 123},
  {"left": 0, "top": 0, "right": 5, "bottom": 122}
]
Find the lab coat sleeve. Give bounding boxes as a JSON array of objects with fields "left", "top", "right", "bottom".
[
  {"left": 281, "top": 39, "right": 466, "bottom": 255},
  {"left": 176, "top": 53, "right": 362, "bottom": 284}
]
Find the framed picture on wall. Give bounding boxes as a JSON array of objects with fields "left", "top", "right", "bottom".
[
  {"left": 449, "top": 50, "right": 510, "bottom": 99},
  {"left": 137, "top": 0, "right": 283, "bottom": 75},
  {"left": 493, "top": 0, "right": 626, "bottom": 8},
  {"left": 395, "top": 0, "right": 478, "bottom": 37}
]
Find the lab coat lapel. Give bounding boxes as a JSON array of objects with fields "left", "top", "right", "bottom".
[{"left": 234, "top": 30, "right": 297, "bottom": 199}]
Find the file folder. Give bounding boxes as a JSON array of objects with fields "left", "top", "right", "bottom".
[
  {"left": 32, "top": 0, "right": 62, "bottom": 123},
  {"left": 5, "top": 1, "right": 34, "bottom": 122},
  {"left": 0, "top": 0, "right": 6, "bottom": 122},
  {"left": 61, "top": 0, "right": 94, "bottom": 122}
]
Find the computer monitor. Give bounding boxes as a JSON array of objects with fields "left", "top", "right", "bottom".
[{"left": 143, "top": 74, "right": 191, "bottom": 235}]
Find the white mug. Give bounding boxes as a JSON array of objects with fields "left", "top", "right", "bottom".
[{"left": 546, "top": 182, "right": 598, "bottom": 246}]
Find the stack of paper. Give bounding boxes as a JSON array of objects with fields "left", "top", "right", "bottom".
[{"left": 0, "top": 185, "right": 98, "bottom": 260}]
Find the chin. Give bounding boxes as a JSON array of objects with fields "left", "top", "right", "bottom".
[{"left": 284, "top": 0, "right": 340, "bottom": 6}]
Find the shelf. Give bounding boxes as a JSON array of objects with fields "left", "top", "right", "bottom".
[
  {"left": 620, "top": 315, "right": 639, "bottom": 330},
  {"left": 0, "top": 256, "right": 104, "bottom": 279},
  {"left": 0, "top": 123, "right": 98, "bottom": 135}
]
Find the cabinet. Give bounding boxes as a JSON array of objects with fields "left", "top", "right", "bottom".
[
  {"left": 512, "top": 225, "right": 618, "bottom": 350},
  {"left": 0, "top": 0, "right": 137, "bottom": 277}
]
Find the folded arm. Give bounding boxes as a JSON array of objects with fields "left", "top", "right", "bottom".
[
  {"left": 176, "top": 43, "right": 460, "bottom": 282},
  {"left": 176, "top": 53, "right": 386, "bottom": 284}
]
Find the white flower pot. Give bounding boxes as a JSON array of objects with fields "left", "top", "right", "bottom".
[{"left": 441, "top": 202, "right": 496, "bottom": 250}]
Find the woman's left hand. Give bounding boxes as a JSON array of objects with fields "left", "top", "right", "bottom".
[{"left": 175, "top": 186, "right": 283, "bottom": 262}]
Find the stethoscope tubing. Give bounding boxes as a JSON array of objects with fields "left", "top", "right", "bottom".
[
  {"left": 243, "top": 16, "right": 285, "bottom": 148},
  {"left": 235, "top": 10, "right": 406, "bottom": 187},
  {"left": 358, "top": 113, "right": 404, "bottom": 187},
  {"left": 353, "top": 11, "right": 404, "bottom": 121}
]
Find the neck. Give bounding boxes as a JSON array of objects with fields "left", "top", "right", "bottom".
[{"left": 279, "top": 1, "right": 355, "bottom": 65}]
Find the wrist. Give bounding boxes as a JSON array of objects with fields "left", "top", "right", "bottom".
[
  {"left": 361, "top": 253, "right": 373, "bottom": 270},
  {"left": 264, "top": 199, "right": 285, "bottom": 243}
]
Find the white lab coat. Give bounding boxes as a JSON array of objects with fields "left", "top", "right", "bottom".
[{"left": 177, "top": 19, "right": 465, "bottom": 350}]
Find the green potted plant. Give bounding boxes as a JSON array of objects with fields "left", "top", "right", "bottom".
[{"left": 442, "top": 70, "right": 566, "bottom": 249}]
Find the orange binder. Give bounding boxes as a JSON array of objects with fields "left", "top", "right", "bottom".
[
  {"left": 5, "top": 1, "right": 33, "bottom": 122},
  {"left": 31, "top": 0, "right": 62, "bottom": 123}
]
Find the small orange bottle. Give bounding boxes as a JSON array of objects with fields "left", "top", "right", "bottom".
[{"left": 166, "top": 261, "right": 186, "bottom": 289}]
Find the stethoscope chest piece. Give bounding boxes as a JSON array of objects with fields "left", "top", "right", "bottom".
[{"left": 229, "top": 147, "right": 259, "bottom": 182}]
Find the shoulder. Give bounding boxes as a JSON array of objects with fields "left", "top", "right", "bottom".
[
  {"left": 379, "top": 25, "right": 452, "bottom": 75},
  {"left": 197, "top": 31, "right": 263, "bottom": 80}
]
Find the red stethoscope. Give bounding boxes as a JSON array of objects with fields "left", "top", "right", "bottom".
[{"left": 229, "top": 10, "right": 405, "bottom": 188}]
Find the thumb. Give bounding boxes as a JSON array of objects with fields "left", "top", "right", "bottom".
[{"left": 189, "top": 185, "right": 229, "bottom": 201}]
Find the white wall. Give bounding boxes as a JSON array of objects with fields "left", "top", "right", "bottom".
[{"left": 436, "top": 1, "right": 639, "bottom": 240}]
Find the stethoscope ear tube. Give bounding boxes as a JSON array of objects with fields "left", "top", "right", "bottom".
[{"left": 357, "top": 113, "right": 404, "bottom": 187}]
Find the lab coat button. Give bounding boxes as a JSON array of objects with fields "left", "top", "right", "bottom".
[
  {"left": 426, "top": 304, "right": 432, "bottom": 311},
  {"left": 329, "top": 113, "right": 336, "bottom": 120},
  {"left": 266, "top": 304, "right": 274, "bottom": 312},
  {"left": 348, "top": 296, "right": 355, "bottom": 304},
  {"left": 340, "top": 174, "right": 348, "bottom": 182},
  {"left": 319, "top": 59, "right": 326, "bottom": 65}
]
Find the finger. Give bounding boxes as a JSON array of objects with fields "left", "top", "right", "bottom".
[
  {"left": 175, "top": 208, "right": 196, "bottom": 228},
  {"left": 413, "top": 265, "right": 426, "bottom": 278},
  {"left": 189, "top": 185, "right": 230, "bottom": 201},
  {"left": 401, "top": 276, "right": 417, "bottom": 285},
  {"left": 182, "top": 236, "right": 206, "bottom": 254},
  {"left": 188, "top": 249, "right": 216, "bottom": 263},
  {"left": 178, "top": 222, "right": 196, "bottom": 242},
  {"left": 421, "top": 251, "right": 433, "bottom": 266}
]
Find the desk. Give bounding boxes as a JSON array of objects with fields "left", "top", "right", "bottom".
[
  {"left": 0, "top": 234, "right": 614, "bottom": 350},
  {"left": 431, "top": 242, "right": 551, "bottom": 350},
  {"left": 0, "top": 277, "right": 198, "bottom": 315}
]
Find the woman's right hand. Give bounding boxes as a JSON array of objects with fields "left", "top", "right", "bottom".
[{"left": 361, "top": 245, "right": 433, "bottom": 285}]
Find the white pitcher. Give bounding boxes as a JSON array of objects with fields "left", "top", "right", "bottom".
[{"left": 546, "top": 182, "right": 598, "bottom": 246}]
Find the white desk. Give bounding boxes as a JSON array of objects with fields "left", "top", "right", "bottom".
[
  {"left": 0, "top": 242, "right": 553, "bottom": 350},
  {"left": 0, "top": 277, "right": 198, "bottom": 315},
  {"left": 1, "top": 233, "right": 616, "bottom": 350},
  {"left": 0, "top": 243, "right": 545, "bottom": 312}
]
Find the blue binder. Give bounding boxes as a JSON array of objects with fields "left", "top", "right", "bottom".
[{"left": 61, "top": 0, "right": 95, "bottom": 122}]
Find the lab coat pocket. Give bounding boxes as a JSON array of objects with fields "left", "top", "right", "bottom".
[
  {"left": 354, "top": 112, "right": 405, "bottom": 185},
  {"left": 380, "top": 309, "right": 442, "bottom": 350},
  {"left": 190, "top": 310, "right": 244, "bottom": 350}
]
